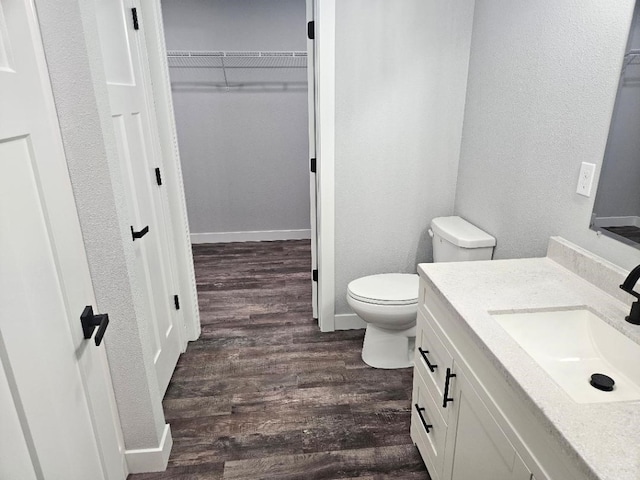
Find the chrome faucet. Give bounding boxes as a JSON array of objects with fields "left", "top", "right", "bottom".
[{"left": 620, "top": 264, "right": 640, "bottom": 325}]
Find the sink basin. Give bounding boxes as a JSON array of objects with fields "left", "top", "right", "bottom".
[{"left": 491, "top": 308, "right": 640, "bottom": 403}]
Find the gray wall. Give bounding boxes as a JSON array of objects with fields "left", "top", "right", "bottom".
[
  {"left": 334, "top": 0, "right": 475, "bottom": 315},
  {"left": 454, "top": 0, "right": 640, "bottom": 270},
  {"left": 161, "top": 0, "right": 310, "bottom": 236},
  {"left": 594, "top": 4, "right": 640, "bottom": 219}
]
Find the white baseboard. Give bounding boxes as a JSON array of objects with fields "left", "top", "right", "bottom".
[
  {"left": 334, "top": 313, "right": 366, "bottom": 330},
  {"left": 191, "top": 229, "right": 311, "bottom": 244},
  {"left": 125, "top": 424, "right": 173, "bottom": 474}
]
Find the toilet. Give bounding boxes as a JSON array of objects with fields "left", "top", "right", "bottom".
[{"left": 347, "top": 216, "right": 496, "bottom": 369}]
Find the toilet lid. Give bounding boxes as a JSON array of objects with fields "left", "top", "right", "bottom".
[{"left": 347, "top": 273, "right": 419, "bottom": 306}]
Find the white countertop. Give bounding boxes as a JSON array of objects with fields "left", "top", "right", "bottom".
[{"left": 417, "top": 241, "right": 639, "bottom": 480}]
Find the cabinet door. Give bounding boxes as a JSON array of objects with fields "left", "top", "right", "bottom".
[{"left": 445, "top": 368, "right": 532, "bottom": 480}]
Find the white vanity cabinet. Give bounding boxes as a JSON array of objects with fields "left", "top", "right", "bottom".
[
  {"left": 412, "top": 312, "right": 533, "bottom": 480},
  {"left": 443, "top": 366, "right": 533, "bottom": 480},
  {"left": 411, "top": 278, "right": 582, "bottom": 480}
]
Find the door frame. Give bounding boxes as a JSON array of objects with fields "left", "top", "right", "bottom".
[
  {"left": 142, "top": 0, "right": 338, "bottom": 332},
  {"left": 313, "top": 0, "right": 336, "bottom": 332},
  {"left": 306, "top": 0, "right": 318, "bottom": 321},
  {"left": 137, "top": 0, "right": 201, "bottom": 342}
]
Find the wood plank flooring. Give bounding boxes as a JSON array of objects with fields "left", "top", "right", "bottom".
[{"left": 129, "top": 240, "right": 429, "bottom": 480}]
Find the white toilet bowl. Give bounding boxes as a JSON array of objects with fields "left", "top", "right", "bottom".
[
  {"left": 347, "top": 216, "right": 497, "bottom": 370},
  {"left": 347, "top": 273, "right": 419, "bottom": 369}
]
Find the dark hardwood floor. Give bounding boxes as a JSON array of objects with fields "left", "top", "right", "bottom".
[{"left": 129, "top": 240, "right": 428, "bottom": 480}]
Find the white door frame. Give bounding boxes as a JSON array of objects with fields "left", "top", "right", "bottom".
[
  {"left": 137, "top": 0, "right": 201, "bottom": 342},
  {"left": 141, "top": 0, "right": 337, "bottom": 333},
  {"left": 314, "top": 0, "right": 336, "bottom": 332},
  {"left": 306, "top": 0, "right": 318, "bottom": 321}
]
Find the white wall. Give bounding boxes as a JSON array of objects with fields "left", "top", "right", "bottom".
[
  {"left": 161, "top": 0, "right": 310, "bottom": 239},
  {"left": 35, "top": 0, "right": 168, "bottom": 454},
  {"left": 594, "top": 4, "right": 640, "bottom": 219},
  {"left": 454, "top": 0, "right": 640, "bottom": 271},
  {"left": 333, "top": 0, "right": 475, "bottom": 315}
]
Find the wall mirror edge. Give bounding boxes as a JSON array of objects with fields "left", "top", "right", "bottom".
[{"left": 590, "top": 0, "right": 640, "bottom": 248}]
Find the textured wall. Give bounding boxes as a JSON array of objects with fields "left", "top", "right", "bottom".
[
  {"left": 35, "top": 0, "right": 167, "bottom": 450},
  {"left": 161, "top": 0, "right": 310, "bottom": 236},
  {"left": 594, "top": 5, "right": 640, "bottom": 219},
  {"left": 334, "top": 0, "right": 475, "bottom": 315},
  {"left": 454, "top": 0, "right": 640, "bottom": 270}
]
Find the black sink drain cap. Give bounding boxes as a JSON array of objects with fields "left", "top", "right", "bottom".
[{"left": 590, "top": 373, "right": 615, "bottom": 392}]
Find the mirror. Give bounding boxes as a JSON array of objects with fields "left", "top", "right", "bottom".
[{"left": 591, "top": 1, "right": 640, "bottom": 248}]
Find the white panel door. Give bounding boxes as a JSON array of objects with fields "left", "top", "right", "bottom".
[
  {"left": 0, "top": 1, "right": 124, "bottom": 479},
  {"left": 94, "top": 0, "right": 184, "bottom": 394}
]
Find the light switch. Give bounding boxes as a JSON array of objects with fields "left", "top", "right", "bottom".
[{"left": 576, "top": 162, "right": 596, "bottom": 197}]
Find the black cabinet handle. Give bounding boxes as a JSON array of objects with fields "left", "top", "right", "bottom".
[
  {"left": 131, "top": 225, "right": 149, "bottom": 241},
  {"left": 80, "top": 306, "right": 110, "bottom": 346},
  {"left": 414, "top": 403, "right": 432, "bottom": 433},
  {"left": 418, "top": 347, "right": 438, "bottom": 372},
  {"left": 442, "top": 368, "right": 456, "bottom": 408}
]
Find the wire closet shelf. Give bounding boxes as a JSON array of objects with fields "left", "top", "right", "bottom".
[
  {"left": 167, "top": 50, "right": 307, "bottom": 69},
  {"left": 167, "top": 50, "right": 307, "bottom": 91}
]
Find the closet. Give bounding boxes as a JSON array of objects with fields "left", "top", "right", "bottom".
[{"left": 161, "top": 0, "right": 311, "bottom": 245}]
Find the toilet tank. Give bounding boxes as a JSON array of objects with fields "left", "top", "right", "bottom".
[{"left": 430, "top": 216, "right": 496, "bottom": 262}]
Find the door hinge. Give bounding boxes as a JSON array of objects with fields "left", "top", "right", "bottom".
[
  {"left": 174, "top": 294, "right": 180, "bottom": 310},
  {"left": 312, "top": 269, "right": 318, "bottom": 282},
  {"left": 310, "top": 158, "right": 316, "bottom": 173},
  {"left": 131, "top": 8, "right": 140, "bottom": 30},
  {"left": 307, "top": 21, "right": 315, "bottom": 40},
  {"left": 155, "top": 167, "right": 162, "bottom": 185}
]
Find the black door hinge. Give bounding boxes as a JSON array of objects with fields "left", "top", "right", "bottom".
[
  {"left": 174, "top": 294, "right": 180, "bottom": 310},
  {"left": 155, "top": 167, "right": 162, "bottom": 185},
  {"left": 131, "top": 8, "right": 140, "bottom": 30},
  {"left": 310, "top": 158, "right": 316, "bottom": 173},
  {"left": 312, "top": 269, "right": 318, "bottom": 282},
  {"left": 307, "top": 21, "right": 315, "bottom": 40}
]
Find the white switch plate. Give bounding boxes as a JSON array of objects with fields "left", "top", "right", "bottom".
[{"left": 576, "top": 162, "right": 596, "bottom": 197}]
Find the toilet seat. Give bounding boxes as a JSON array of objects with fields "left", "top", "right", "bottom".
[{"left": 347, "top": 273, "right": 419, "bottom": 306}]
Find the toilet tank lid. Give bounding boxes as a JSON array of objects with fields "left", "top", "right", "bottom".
[{"left": 431, "top": 216, "right": 496, "bottom": 249}]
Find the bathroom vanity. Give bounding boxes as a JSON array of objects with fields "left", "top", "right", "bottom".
[{"left": 410, "top": 237, "right": 640, "bottom": 480}]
